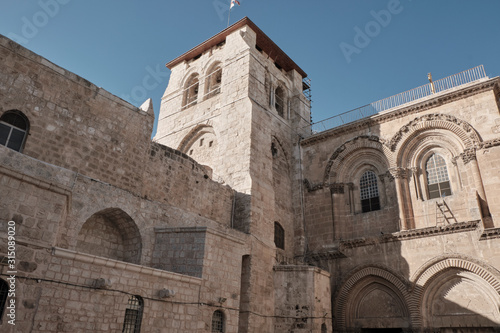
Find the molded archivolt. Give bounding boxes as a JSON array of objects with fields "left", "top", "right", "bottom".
[
  {"left": 76, "top": 208, "right": 142, "bottom": 264},
  {"left": 324, "top": 135, "right": 393, "bottom": 183},
  {"left": 335, "top": 266, "right": 418, "bottom": 330},
  {"left": 413, "top": 256, "right": 500, "bottom": 328},
  {"left": 389, "top": 113, "right": 482, "bottom": 166}
]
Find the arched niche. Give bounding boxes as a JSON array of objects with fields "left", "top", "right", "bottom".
[{"left": 76, "top": 208, "right": 142, "bottom": 264}]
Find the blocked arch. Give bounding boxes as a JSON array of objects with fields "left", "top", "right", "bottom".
[
  {"left": 324, "top": 135, "right": 393, "bottom": 183},
  {"left": 413, "top": 255, "right": 500, "bottom": 327},
  {"left": 76, "top": 208, "right": 142, "bottom": 264},
  {"left": 335, "top": 266, "right": 418, "bottom": 330},
  {"left": 178, "top": 124, "right": 217, "bottom": 153}
]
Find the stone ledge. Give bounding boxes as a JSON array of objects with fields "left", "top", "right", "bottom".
[
  {"left": 51, "top": 247, "right": 202, "bottom": 285},
  {"left": 480, "top": 227, "right": 500, "bottom": 241}
]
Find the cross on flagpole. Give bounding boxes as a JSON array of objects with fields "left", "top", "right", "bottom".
[{"left": 227, "top": 0, "right": 240, "bottom": 27}]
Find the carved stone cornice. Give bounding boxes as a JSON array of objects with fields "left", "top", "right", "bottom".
[
  {"left": 387, "top": 113, "right": 481, "bottom": 152},
  {"left": 388, "top": 167, "right": 408, "bottom": 179},
  {"left": 330, "top": 183, "right": 345, "bottom": 194},
  {"left": 300, "top": 78, "right": 498, "bottom": 147},
  {"left": 460, "top": 147, "right": 477, "bottom": 164},
  {"left": 479, "top": 138, "right": 500, "bottom": 149}
]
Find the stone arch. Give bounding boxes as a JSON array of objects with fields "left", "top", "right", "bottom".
[
  {"left": 413, "top": 255, "right": 500, "bottom": 328},
  {"left": 324, "top": 135, "right": 393, "bottom": 183},
  {"left": 178, "top": 124, "right": 218, "bottom": 177},
  {"left": 76, "top": 208, "right": 142, "bottom": 264},
  {"left": 204, "top": 61, "right": 222, "bottom": 98},
  {"left": 182, "top": 72, "right": 200, "bottom": 109},
  {"left": 335, "top": 266, "right": 417, "bottom": 331},
  {"left": 388, "top": 113, "right": 482, "bottom": 164}
]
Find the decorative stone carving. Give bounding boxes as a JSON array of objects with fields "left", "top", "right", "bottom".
[
  {"left": 388, "top": 113, "right": 481, "bottom": 152},
  {"left": 388, "top": 167, "right": 408, "bottom": 179},
  {"left": 461, "top": 148, "right": 477, "bottom": 165},
  {"left": 330, "top": 183, "right": 344, "bottom": 194}
]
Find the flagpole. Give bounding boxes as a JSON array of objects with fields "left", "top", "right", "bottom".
[{"left": 227, "top": 6, "right": 231, "bottom": 27}]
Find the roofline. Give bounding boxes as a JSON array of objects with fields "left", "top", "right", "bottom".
[{"left": 165, "top": 17, "right": 307, "bottom": 78}]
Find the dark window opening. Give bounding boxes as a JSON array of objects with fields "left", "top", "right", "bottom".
[
  {"left": 274, "top": 222, "right": 285, "bottom": 250},
  {"left": 255, "top": 45, "right": 263, "bottom": 52},
  {"left": 0, "top": 110, "right": 29, "bottom": 152},
  {"left": 0, "top": 279, "right": 8, "bottom": 323},
  {"left": 122, "top": 295, "right": 143, "bottom": 333},
  {"left": 360, "top": 171, "right": 381, "bottom": 213},
  {"left": 193, "top": 54, "right": 201, "bottom": 60},
  {"left": 274, "top": 86, "right": 285, "bottom": 118}
]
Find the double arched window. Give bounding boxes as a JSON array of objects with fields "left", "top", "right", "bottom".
[
  {"left": 0, "top": 110, "right": 29, "bottom": 152},
  {"left": 425, "top": 153, "right": 452, "bottom": 199},
  {"left": 360, "top": 171, "right": 380, "bottom": 213}
]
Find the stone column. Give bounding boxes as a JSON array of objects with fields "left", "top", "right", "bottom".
[
  {"left": 330, "top": 183, "right": 344, "bottom": 240},
  {"left": 463, "top": 148, "right": 492, "bottom": 227},
  {"left": 389, "top": 167, "right": 414, "bottom": 230}
]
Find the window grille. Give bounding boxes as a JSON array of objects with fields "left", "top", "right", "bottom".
[
  {"left": 274, "top": 222, "right": 285, "bottom": 250},
  {"left": 0, "top": 111, "right": 29, "bottom": 152},
  {"left": 122, "top": 295, "right": 143, "bottom": 333},
  {"left": 0, "top": 279, "right": 9, "bottom": 323},
  {"left": 360, "top": 171, "right": 380, "bottom": 213},
  {"left": 211, "top": 310, "right": 225, "bottom": 332},
  {"left": 426, "top": 153, "right": 452, "bottom": 199}
]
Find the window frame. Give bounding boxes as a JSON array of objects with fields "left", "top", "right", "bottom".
[
  {"left": 0, "top": 110, "right": 29, "bottom": 152},
  {"left": 205, "top": 64, "right": 222, "bottom": 100},
  {"left": 122, "top": 295, "right": 144, "bottom": 333},
  {"left": 359, "top": 170, "right": 381, "bottom": 213},
  {"left": 211, "top": 310, "right": 225, "bottom": 333},
  {"left": 182, "top": 74, "right": 200, "bottom": 110},
  {"left": 424, "top": 153, "right": 452, "bottom": 200}
]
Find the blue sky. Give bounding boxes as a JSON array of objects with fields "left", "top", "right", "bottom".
[{"left": 1, "top": 1, "right": 499, "bottom": 136}]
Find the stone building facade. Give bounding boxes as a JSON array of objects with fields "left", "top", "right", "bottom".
[{"left": 1, "top": 16, "right": 500, "bottom": 332}]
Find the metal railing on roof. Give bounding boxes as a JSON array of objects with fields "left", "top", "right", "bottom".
[{"left": 309, "top": 65, "right": 487, "bottom": 134}]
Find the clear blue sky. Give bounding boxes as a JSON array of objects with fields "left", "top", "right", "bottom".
[{"left": 1, "top": 1, "right": 499, "bottom": 136}]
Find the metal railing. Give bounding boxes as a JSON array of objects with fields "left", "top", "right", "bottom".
[{"left": 309, "top": 65, "right": 487, "bottom": 134}]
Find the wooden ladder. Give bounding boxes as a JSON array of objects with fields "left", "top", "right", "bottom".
[{"left": 436, "top": 200, "right": 457, "bottom": 226}]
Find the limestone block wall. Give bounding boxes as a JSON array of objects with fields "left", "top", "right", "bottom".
[
  {"left": 274, "top": 266, "right": 332, "bottom": 333},
  {"left": 301, "top": 79, "right": 500, "bottom": 251},
  {"left": 0, "top": 34, "right": 153, "bottom": 194}
]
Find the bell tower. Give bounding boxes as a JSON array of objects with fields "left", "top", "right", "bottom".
[{"left": 154, "top": 17, "right": 318, "bottom": 332}]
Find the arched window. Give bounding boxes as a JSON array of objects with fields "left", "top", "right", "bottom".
[
  {"left": 425, "top": 153, "right": 452, "bottom": 199},
  {"left": 360, "top": 171, "right": 380, "bottom": 213},
  {"left": 205, "top": 64, "right": 222, "bottom": 99},
  {"left": 0, "top": 279, "right": 8, "bottom": 323},
  {"left": 274, "top": 222, "right": 285, "bottom": 250},
  {"left": 122, "top": 295, "right": 143, "bottom": 333},
  {"left": 182, "top": 74, "right": 199, "bottom": 109},
  {"left": 0, "top": 110, "right": 29, "bottom": 152},
  {"left": 274, "top": 86, "right": 285, "bottom": 118},
  {"left": 211, "top": 310, "right": 225, "bottom": 332}
]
